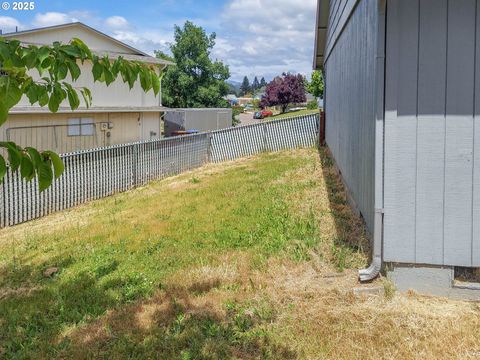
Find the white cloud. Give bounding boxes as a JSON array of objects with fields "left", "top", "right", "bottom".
[
  {"left": 219, "top": 0, "right": 317, "bottom": 80},
  {"left": 33, "top": 12, "right": 78, "bottom": 28},
  {"left": 0, "top": 16, "right": 22, "bottom": 33},
  {"left": 105, "top": 16, "right": 130, "bottom": 30}
]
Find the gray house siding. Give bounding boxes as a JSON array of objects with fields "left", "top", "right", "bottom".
[
  {"left": 324, "top": 0, "right": 378, "bottom": 233},
  {"left": 384, "top": 0, "right": 480, "bottom": 267}
]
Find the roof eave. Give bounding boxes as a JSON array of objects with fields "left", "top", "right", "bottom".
[{"left": 313, "top": 0, "right": 330, "bottom": 70}]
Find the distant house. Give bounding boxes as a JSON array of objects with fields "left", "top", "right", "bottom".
[
  {"left": 315, "top": 0, "right": 480, "bottom": 298},
  {"left": 0, "top": 22, "right": 173, "bottom": 154}
]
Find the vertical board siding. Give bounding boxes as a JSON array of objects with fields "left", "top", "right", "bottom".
[
  {"left": 384, "top": 0, "right": 418, "bottom": 262},
  {"left": 324, "top": 0, "right": 377, "bottom": 234},
  {"left": 0, "top": 114, "right": 319, "bottom": 228},
  {"left": 474, "top": 0, "right": 480, "bottom": 266},
  {"left": 415, "top": 0, "right": 447, "bottom": 264},
  {"left": 384, "top": 0, "right": 480, "bottom": 267},
  {"left": 444, "top": 0, "right": 476, "bottom": 265}
]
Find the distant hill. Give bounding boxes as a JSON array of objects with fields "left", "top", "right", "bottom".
[{"left": 227, "top": 80, "right": 242, "bottom": 95}]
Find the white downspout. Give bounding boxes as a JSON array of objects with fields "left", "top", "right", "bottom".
[{"left": 359, "top": 0, "right": 386, "bottom": 282}]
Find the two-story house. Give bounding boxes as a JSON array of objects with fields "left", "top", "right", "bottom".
[{"left": 0, "top": 22, "right": 173, "bottom": 154}]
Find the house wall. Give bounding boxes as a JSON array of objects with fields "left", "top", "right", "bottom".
[
  {"left": 0, "top": 112, "right": 161, "bottom": 154},
  {"left": 324, "top": 0, "right": 378, "bottom": 233},
  {"left": 13, "top": 61, "right": 161, "bottom": 110},
  {"left": 384, "top": 0, "right": 480, "bottom": 267}
]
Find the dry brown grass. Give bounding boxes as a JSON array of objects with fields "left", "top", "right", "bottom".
[{"left": 3, "top": 148, "right": 480, "bottom": 359}]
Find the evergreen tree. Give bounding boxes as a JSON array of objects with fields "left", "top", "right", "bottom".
[
  {"left": 260, "top": 77, "right": 267, "bottom": 88},
  {"left": 240, "top": 76, "right": 250, "bottom": 95},
  {"left": 252, "top": 76, "right": 260, "bottom": 91}
]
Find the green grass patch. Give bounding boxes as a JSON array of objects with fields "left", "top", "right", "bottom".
[
  {"left": 269, "top": 109, "right": 319, "bottom": 120},
  {"left": 0, "top": 149, "right": 345, "bottom": 358}
]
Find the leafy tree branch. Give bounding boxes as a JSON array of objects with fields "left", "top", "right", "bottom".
[{"left": 0, "top": 37, "right": 162, "bottom": 191}]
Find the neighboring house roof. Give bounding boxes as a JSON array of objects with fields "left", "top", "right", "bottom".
[
  {"left": 2, "top": 22, "right": 174, "bottom": 66},
  {"left": 313, "top": 0, "right": 329, "bottom": 69}
]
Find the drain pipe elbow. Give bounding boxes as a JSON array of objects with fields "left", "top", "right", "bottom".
[
  {"left": 359, "top": 207, "right": 383, "bottom": 282},
  {"left": 359, "top": 255, "right": 381, "bottom": 282}
]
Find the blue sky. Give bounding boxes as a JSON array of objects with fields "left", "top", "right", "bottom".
[{"left": 0, "top": 0, "right": 317, "bottom": 81}]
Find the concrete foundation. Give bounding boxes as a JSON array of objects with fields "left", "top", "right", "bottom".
[{"left": 386, "top": 263, "right": 480, "bottom": 301}]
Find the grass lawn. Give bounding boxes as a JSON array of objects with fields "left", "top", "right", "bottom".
[
  {"left": 1, "top": 148, "right": 480, "bottom": 359},
  {"left": 270, "top": 109, "right": 319, "bottom": 120}
]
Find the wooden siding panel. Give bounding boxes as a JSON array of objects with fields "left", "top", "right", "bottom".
[
  {"left": 384, "top": 0, "right": 418, "bottom": 262},
  {"left": 444, "top": 0, "right": 476, "bottom": 265}
]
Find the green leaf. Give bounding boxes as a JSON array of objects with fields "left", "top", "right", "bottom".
[
  {"left": 20, "top": 156, "right": 35, "bottom": 180},
  {"left": 0, "top": 142, "right": 21, "bottom": 172},
  {"left": 0, "top": 156, "right": 6, "bottom": 183},
  {"left": 60, "top": 45, "right": 81, "bottom": 58},
  {"left": 57, "top": 63, "right": 68, "bottom": 80},
  {"left": 66, "top": 60, "right": 81, "bottom": 81},
  {"left": 64, "top": 83, "right": 80, "bottom": 110},
  {"left": 103, "top": 66, "right": 114, "bottom": 85},
  {"left": 22, "top": 48, "right": 37, "bottom": 69},
  {"left": 25, "top": 147, "right": 42, "bottom": 167},
  {"left": 48, "top": 93, "right": 60, "bottom": 113},
  {"left": 152, "top": 73, "right": 160, "bottom": 96},
  {"left": 0, "top": 77, "right": 23, "bottom": 108},
  {"left": 38, "top": 87, "right": 49, "bottom": 107},
  {"left": 43, "top": 151, "right": 64, "bottom": 178},
  {"left": 0, "top": 100, "right": 8, "bottom": 126},
  {"left": 80, "top": 88, "right": 92, "bottom": 108},
  {"left": 92, "top": 61, "right": 103, "bottom": 82},
  {"left": 140, "top": 68, "right": 152, "bottom": 91},
  {"left": 38, "top": 161, "right": 53, "bottom": 192},
  {"left": 26, "top": 84, "right": 39, "bottom": 104}
]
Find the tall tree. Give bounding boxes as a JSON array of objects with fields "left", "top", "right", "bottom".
[
  {"left": 161, "top": 21, "right": 230, "bottom": 108},
  {"left": 252, "top": 76, "right": 259, "bottom": 91},
  {"left": 260, "top": 77, "right": 267, "bottom": 88},
  {"left": 306, "top": 70, "right": 324, "bottom": 99},
  {"left": 240, "top": 76, "right": 250, "bottom": 96},
  {"left": 260, "top": 73, "right": 306, "bottom": 113},
  {"left": 154, "top": 50, "right": 174, "bottom": 63},
  {"left": 0, "top": 37, "right": 159, "bottom": 190}
]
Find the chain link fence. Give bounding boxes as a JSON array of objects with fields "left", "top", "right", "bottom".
[{"left": 0, "top": 113, "right": 319, "bottom": 227}]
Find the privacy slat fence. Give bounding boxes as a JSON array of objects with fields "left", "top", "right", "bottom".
[{"left": 1, "top": 114, "right": 319, "bottom": 228}]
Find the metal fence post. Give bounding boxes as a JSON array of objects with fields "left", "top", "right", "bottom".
[
  {"left": 132, "top": 143, "right": 139, "bottom": 187},
  {"left": 207, "top": 132, "right": 213, "bottom": 163},
  {"left": 262, "top": 122, "right": 268, "bottom": 152}
]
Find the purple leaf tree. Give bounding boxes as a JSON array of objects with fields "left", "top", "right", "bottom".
[{"left": 260, "top": 73, "right": 306, "bottom": 113}]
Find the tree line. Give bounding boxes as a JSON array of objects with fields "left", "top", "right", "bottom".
[{"left": 239, "top": 76, "right": 267, "bottom": 96}]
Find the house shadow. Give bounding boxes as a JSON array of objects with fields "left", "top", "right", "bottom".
[{"left": 317, "top": 145, "right": 371, "bottom": 271}]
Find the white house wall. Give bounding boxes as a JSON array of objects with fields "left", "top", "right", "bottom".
[
  {"left": 384, "top": 0, "right": 480, "bottom": 267},
  {"left": 13, "top": 61, "right": 161, "bottom": 109}
]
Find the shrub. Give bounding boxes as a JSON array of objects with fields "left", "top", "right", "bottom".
[{"left": 307, "top": 99, "right": 318, "bottom": 110}]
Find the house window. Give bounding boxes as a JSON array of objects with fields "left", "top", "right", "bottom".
[{"left": 68, "top": 118, "right": 95, "bottom": 136}]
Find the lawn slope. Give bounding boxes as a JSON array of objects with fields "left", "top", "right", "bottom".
[{"left": 0, "top": 148, "right": 479, "bottom": 359}]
